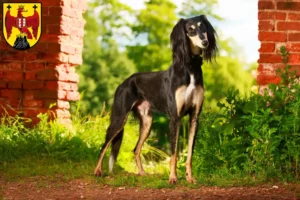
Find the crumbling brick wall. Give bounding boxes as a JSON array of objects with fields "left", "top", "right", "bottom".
[
  {"left": 258, "top": 0, "right": 300, "bottom": 93},
  {"left": 0, "top": 0, "right": 87, "bottom": 125}
]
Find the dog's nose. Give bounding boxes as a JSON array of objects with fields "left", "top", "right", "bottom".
[{"left": 202, "top": 40, "right": 209, "bottom": 47}]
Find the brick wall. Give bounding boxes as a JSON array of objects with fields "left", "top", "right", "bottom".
[
  {"left": 0, "top": 0, "right": 87, "bottom": 125},
  {"left": 258, "top": 0, "right": 300, "bottom": 93}
]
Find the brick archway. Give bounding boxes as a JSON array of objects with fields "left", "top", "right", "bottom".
[
  {"left": 258, "top": 0, "right": 300, "bottom": 93},
  {"left": 0, "top": 0, "right": 87, "bottom": 125}
]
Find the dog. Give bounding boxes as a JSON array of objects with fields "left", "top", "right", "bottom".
[{"left": 94, "top": 15, "right": 218, "bottom": 184}]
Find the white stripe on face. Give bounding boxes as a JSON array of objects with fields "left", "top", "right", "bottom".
[{"left": 187, "top": 32, "right": 208, "bottom": 49}]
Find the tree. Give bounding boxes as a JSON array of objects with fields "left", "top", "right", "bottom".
[
  {"left": 126, "top": 0, "right": 177, "bottom": 72},
  {"left": 75, "top": 0, "right": 136, "bottom": 115}
]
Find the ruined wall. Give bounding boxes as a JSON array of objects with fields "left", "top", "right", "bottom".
[
  {"left": 258, "top": 0, "right": 300, "bottom": 92},
  {"left": 0, "top": 0, "right": 87, "bottom": 124}
]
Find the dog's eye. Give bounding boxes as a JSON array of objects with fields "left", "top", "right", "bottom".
[{"left": 188, "top": 28, "right": 196, "bottom": 34}]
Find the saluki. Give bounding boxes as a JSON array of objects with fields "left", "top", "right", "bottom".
[{"left": 94, "top": 15, "right": 218, "bottom": 184}]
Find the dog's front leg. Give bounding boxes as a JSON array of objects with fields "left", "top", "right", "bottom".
[
  {"left": 169, "top": 118, "right": 181, "bottom": 184},
  {"left": 186, "top": 113, "right": 199, "bottom": 184}
]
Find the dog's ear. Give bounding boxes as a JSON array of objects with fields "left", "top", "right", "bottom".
[
  {"left": 200, "top": 15, "right": 218, "bottom": 62},
  {"left": 170, "top": 18, "right": 190, "bottom": 67}
]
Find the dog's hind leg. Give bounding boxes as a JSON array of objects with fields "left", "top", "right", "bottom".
[
  {"left": 134, "top": 101, "right": 152, "bottom": 175},
  {"left": 169, "top": 117, "right": 181, "bottom": 184},
  {"left": 109, "top": 128, "right": 124, "bottom": 173},
  {"left": 94, "top": 119, "right": 127, "bottom": 176},
  {"left": 94, "top": 89, "right": 136, "bottom": 177}
]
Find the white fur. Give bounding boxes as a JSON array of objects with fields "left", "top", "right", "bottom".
[
  {"left": 185, "top": 75, "right": 195, "bottom": 104},
  {"left": 109, "top": 154, "right": 115, "bottom": 173}
]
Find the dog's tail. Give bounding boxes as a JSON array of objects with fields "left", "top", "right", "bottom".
[{"left": 109, "top": 129, "right": 124, "bottom": 173}]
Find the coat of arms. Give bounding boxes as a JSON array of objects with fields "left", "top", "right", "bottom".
[{"left": 3, "top": 3, "right": 41, "bottom": 50}]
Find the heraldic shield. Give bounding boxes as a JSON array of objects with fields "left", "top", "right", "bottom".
[{"left": 3, "top": 3, "right": 41, "bottom": 50}]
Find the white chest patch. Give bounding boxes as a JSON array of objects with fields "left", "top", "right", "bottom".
[
  {"left": 175, "top": 74, "right": 204, "bottom": 116},
  {"left": 185, "top": 75, "right": 195, "bottom": 103}
]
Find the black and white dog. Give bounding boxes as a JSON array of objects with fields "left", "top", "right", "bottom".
[{"left": 94, "top": 15, "right": 218, "bottom": 184}]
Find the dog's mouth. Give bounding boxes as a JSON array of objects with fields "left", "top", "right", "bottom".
[{"left": 188, "top": 35, "right": 209, "bottom": 49}]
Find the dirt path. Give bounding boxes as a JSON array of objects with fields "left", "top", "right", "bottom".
[{"left": 1, "top": 177, "right": 299, "bottom": 200}]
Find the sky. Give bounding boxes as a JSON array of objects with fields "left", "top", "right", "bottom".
[{"left": 119, "top": 0, "right": 259, "bottom": 64}]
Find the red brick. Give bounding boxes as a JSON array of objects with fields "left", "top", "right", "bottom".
[
  {"left": 288, "top": 33, "right": 300, "bottom": 41},
  {"left": 259, "top": 43, "right": 275, "bottom": 53},
  {"left": 23, "top": 81, "right": 44, "bottom": 89},
  {"left": 258, "top": 54, "right": 282, "bottom": 63},
  {"left": 277, "top": 22, "right": 300, "bottom": 31},
  {"left": 24, "top": 62, "right": 46, "bottom": 71},
  {"left": 258, "top": 32, "right": 287, "bottom": 42},
  {"left": 42, "top": 6, "right": 49, "bottom": 16},
  {"left": 55, "top": 109, "right": 71, "bottom": 118},
  {"left": 258, "top": 11, "right": 273, "bottom": 20},
  {"left": 0, "top": 71, "right": 23, "bottom": 80},
  {"left": 61, "top": 44, "right": 76, "bottom": 54},
  {"left": 62, "top": 6, "right": 77, "bottom": 18},
  {"left": 289, "top": 54, "right": 300, "bottom": 64},
  {"left": 37, "top": 69, "right": 59, "bottom": 80},
  {"left": 45, "top": 81, "right": 71, "bottom": 90},
  {"left": 10, "top": 63, "right": 23, "bottom": 70},
  {"left": 23, "top": 100, "right": 44, "bottom": 108},
  {"left": 58, "top": 72, "right": 79, "bottom": 83},
  {"left": 258, "top": 1, "right": 275, "bottom": 10},
  {"left": 35, "top": 90, "right": 66, "bottom": 99},
  {"left": 259, "top": 20, "right": 274, "bottom": 31},
  {"left": 49, "top": 7, "right": 62, "bottom": 16},
  {"left": 257, "top": 74, "right": 281, "bottom": 85},
  {"left": 8, "top": 81, "right": 22, "bottom": 89},
  {"left": 48, "top": 43, "right": 61, "bottom": 53},
  {"left": 44, "top": 99, "right": 70, "bottom": 109},
  {"left": 39, "top": 34, "right": 60, "bottom": 43},
  {"left": 25, "top": 72, "right": 37, "bottom": 80},
  {"left": 8, "top": 99, "right": 21, "bottom": 108},
  {"left": 1, "top": 52, "right": 24, "bottom": 61},
  {"left": 39, "top": 53, "right": 69, "bottom": 63},
  {"left": 42, "top": 0, "right": 62, "bottom": 6},
  {"left": 0, "top": 81, "right": 7, "bottom": 88},
  {"left": 23, "top": 108, "right": 48, "bottom": 117},
  {"left": 0, "top": 89, "right": 22, "bottom": 98},
  {"left": 277, "top": 2, "right": 300, "bottom": 11},
  {"left": 286, "top": 44, "right": 300, "bottom": 53},
  {"left": 24, "top": 91, "right": 36, "bottom": 100},
  {"left": 25, "top": 53, "right": 38, "bottom": 61},
  {"left": 69, "top": 55, "right": 82, "bottom": 65},
  {"left": 288, "top": 13, "right": 300, "bottom": 21},
  {"left": 66, "top": 91, "right": 80, "bottom": 101}
]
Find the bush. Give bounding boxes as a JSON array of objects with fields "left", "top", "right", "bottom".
[{"left": 191, "top": 46, "right": 300, "bottom": 180}]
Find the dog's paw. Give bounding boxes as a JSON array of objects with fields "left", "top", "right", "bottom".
[
  {"left": 168, "top": 176, "right": 178, "bottom": 184},
  {"left": 186, "top": 176, "right": 197, "bottom": 184},
  {"left": 138, "top": 171, "right": 146, "bottom": 176},
  {"left": 94, "top": 168, "right": 102, "bottom": 177}
]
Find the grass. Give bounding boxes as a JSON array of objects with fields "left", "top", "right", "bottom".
[{"left": 0, "top": 153, "right": 274, "bottom": 189}]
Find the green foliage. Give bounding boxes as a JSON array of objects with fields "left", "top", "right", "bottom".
[
  {"left": 76, "top": 0, "right": 136, "bottom": 115},
  {"left": 188, "top": 46, "right": 300, "bottom": 180},
  {"left": 127, "top": 0, "right": 177, "bottom": 72}
]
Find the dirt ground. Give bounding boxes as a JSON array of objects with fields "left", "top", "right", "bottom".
[{"left": 0, "top": 177, "right": 299, "bottom": 200}]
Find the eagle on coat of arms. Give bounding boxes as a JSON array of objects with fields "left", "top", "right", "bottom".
[{"left": 3, "top": 3, "right": 41, "bottom": 50}]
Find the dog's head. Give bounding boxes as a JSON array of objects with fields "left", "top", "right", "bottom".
[{"left": 170, "top": 15, "right": 218, "bottom": 65}]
